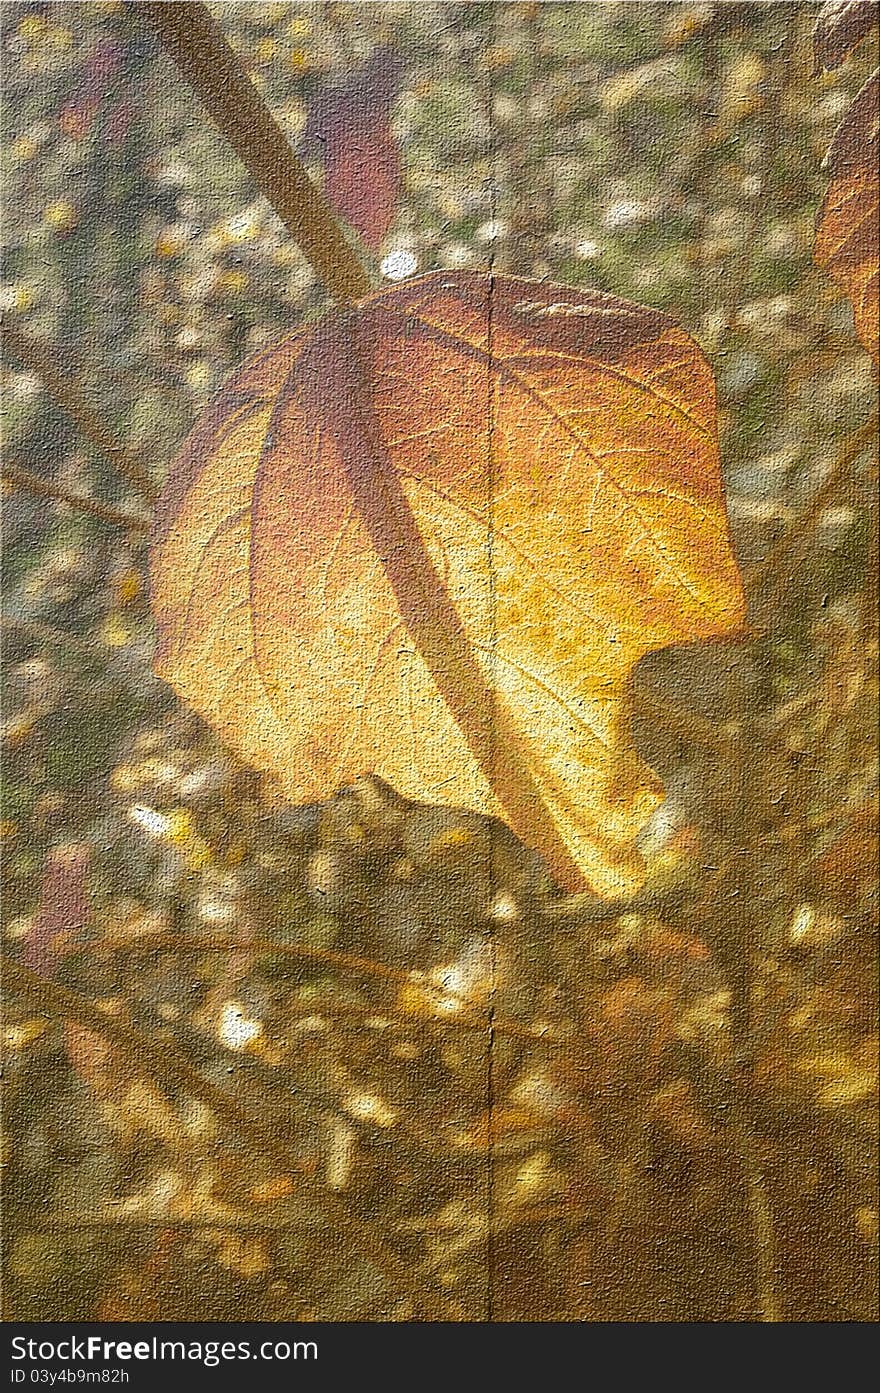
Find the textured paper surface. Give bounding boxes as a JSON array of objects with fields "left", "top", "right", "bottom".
[{"left": 2, "top": 1, "right": 877, "bottom": 1324}]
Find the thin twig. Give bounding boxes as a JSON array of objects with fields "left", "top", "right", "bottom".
[
  {"left": 100, "top": 931, "right": 414, "bottom": 986},
  {"left": 745, "top": 413, "right": 878, "bottom": 596},
  {"left": 25, "top": 1202, "right": 582, "bottom": 1235},
  {"left": 92, "top": 933, "right": 563, "bottom": 1047},
  {"left": 140, "top": 2, "right": 373, "bottom": 304},
  {"left": 2, "top": 617, "right": 102, "bottom": 659},
  {"left": 719, "top": 822, "right": 784, "bottom": 1322},
  {"left": 2, "top": 955, "right": 456, "bottom": 1319},
  {"left": 1, "top": 321, "right": 157, "bottom": 501},
  {"left": 3, "top": 463, "right": 150, "bottom": 532},
  {"left": 732, "top": 1113, "right": 783, "bottom": 1322},
  {"left": 19, "top": 1214, "right": 327, "bottom": 1233}
]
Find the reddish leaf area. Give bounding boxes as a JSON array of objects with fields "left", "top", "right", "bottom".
[
  {"left": 301, "top": 47, "right": 403, "bottom": 249},
  {"left": 24, "top": 842, "right": 91, "bottom": 976},
  {"left": 150, "top": 271, "right": 746, "bottom": 896},
  {"left": 813, "top": 0, "right": 877, "bottom": 72},
  {"left": 812, "top": 800, "right": 879, "bottom": 908},
  {"left": 59, "top": 36, "right": 124, "bottom": 142},
  {"left": 815, "top": 71, "right": 879, "bottom": 365},
  {"left": 23, "top": 842, "right": 109, "bottom": 1093}
]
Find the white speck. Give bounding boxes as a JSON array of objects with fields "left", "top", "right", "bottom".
[
  {"left": 128, "top": 804, "right": 172, "bottom": 839},
  {"left": 344, "top": 1091, "right": 397, "bottom": 1128},
  {"left": 439, "top": 242, "right": 475, "bottom": 269},
  {"left": 574, "top": 238, "right": 601, "bottom": 261},
  {"left": 431, "top": 939, "right": 498, "bottom": 1012},
  {"left": 153, "top": 1170, "right": 183, "bottom": 1203},
  {"left": 8, "top": 372, "right": 41, "bottom": 400},
  {"left": 511, "top": 1150, "right": 563, "bottom": 1203},
  {"left": 380, "top": 249, "right": 419, "bottom": 281},
  {"left": 789, "top": 904, "right": 816, "bottom": 945},
  {"left": 0, "top": 283, "right": 25, "bottom": 311},
  {"left": 326, "top": 1120, "right": 357, "bottom": 1189},
  {"left": 509, "top": 1070, "right": 568, "bottom": 1118},
  {"left": 218, "top": 1000, "right": 263, "bottom": 1051},
  {"left": 489, "top": 890, "right": 520, "bottom": 923},
  {"left": 196, "top": 895, "right": 237, "bottom": 926},
  {"left": 224, "top": 206, "right": 261, "bottom": 242},
  {"left": 475, "top": 219, "right": 508, "bottom": 244},
  {"left": 819, "top": 506, "right": 856, "bottom": 530},
  {"left": 603, "top": 199, "right": 652, "bottom": 230},
  {"left": 156, "top": 161, "right": 192, "bottom": 188},
  {"left": 294, "top": 1015, "right": 328, "bottom": 1033}
]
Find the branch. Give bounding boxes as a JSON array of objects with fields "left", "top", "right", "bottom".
[
  {"left": 704, "top": 852, "right": 783, "bottom": 1322},
  {"left": 732, "top": 1113, "right": 783, "bottom": 1322},
  {"left": 92, "top": 933, "right": 564, "bottom": 1048},
  {"left": 19, "top": 1214, "right": 325, "bottom": 1233},
  {"left": 140, "top": 2, "right": 373, "bottom": 304},
  {"left": 2, "top": 617, "right": 99, "bottom": 659},
  {"left": 3, "top": 463, "right": 150, "bottom": 532},
  {"left": 745, "top": 413, "right": 878, "bottom": 598},
  {"left": 1, "top": 321, "right": 157, "bottom": 502},
  {"left": 2, "top": 955, "right": 455, "bottom": 1319},
  {"left": 538, "top": 881, "right": 690, "bottom": 928},
  {"left": 631, "top": 685, "right": 746, "bottom": 761}
]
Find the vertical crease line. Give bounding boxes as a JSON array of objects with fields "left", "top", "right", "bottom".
[{"left": 484, "top": 78, "right": 499, "bottom": 1330}]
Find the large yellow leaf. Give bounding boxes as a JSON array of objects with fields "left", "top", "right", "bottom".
[
  {"left": 815, "top": 70, "right": 879, "bottom": 365},
  {"left": 151, "top": 272, "right": 746, "bottom": 895}
]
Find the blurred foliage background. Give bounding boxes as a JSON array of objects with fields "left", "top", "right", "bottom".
[{"left": 2, "top": 0, "right": 877, "bottom": 1321}]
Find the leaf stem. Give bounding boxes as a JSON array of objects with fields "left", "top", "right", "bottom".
[
  {"left": 302, "top": 311, "right": 590, "bottom": 892},
  {"left": 140, "top": 2, "right": 373, "bottom": 305}
]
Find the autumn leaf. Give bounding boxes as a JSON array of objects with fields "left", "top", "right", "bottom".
[
  {"left": 815, "top": 70, "right": 880, "bottom": 364},
  {"left": 150, "top": 272, "right": 746, "bottom": 896},
  {"left": 812, "top": 0, "right": 877, "bottom": 72},
  {"left": 301, "top": 47, "right": 402, "bottom": 250}
]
